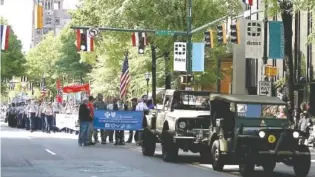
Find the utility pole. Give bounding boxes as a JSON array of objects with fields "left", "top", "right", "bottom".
[
  {"left": 186, "top": 0, "right": 192, "bottom": 74},
  {"left": 280, "top": 0, "right": 294, "bottom": 115},
  {"left": 164, "top": 52, "right": 171, "bottom": 89},
  {"left": 262, "top": 0, "right": 268, "bottom": 65},
  {"left": 151, "top": 45, "right": 157, "bottom": 104}
]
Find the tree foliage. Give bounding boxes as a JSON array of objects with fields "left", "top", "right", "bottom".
[
  {"left": 69, "top": 0, "right": 242, "bottom": 97},
  {"left": 1, "top": 17, "right": 26, "bottom": 95}
]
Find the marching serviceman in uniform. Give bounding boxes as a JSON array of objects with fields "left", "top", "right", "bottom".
[
  {"left": 26, "top": 99, "right": 38, "bottom": 132},
  {"left": 43, "top": 102, "right": 54, "bottom": 133},
  {"left": 93, "top": 93, "right": 107, "bottom": 144}
]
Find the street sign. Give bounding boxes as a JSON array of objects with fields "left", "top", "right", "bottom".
[
  {"left": 264, "top": 65, "right": 277, "bottom": 76},
  {"left": 259, "top": 81, "right": 272, "bottom": 96},
  {"left": 88, "top": 28, "right": 100, "bottom": 38},
  {"left": 174, "top": 42, "right": 187, "bottom": 71},
  {"left": 155, "top": 30, "right": 175, "bottom": 36}
]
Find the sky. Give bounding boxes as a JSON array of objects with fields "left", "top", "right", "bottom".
[{"left": 0, "top": 0, "right": 33, "bottom": 52}]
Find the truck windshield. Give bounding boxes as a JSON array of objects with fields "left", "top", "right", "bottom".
[
  {"left": 236, "top": 104, "right": 287, "bottom": 119},
  {"left": 173, "top": 92, "right": 210, "bottom": 110}
]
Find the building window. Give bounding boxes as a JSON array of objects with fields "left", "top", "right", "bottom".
[{"left": 0, "top": 0, "right": 4, "bottom": 5}]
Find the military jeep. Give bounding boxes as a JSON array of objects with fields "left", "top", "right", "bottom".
[
  {"left": 141, "top": 89, "right": 213, "bottom": 162},
  {"left": 208, "top": 94, "right": 311, "bottom": 177}
]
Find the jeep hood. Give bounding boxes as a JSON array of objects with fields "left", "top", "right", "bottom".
[{"left": 170, "top": 110, "right": 209, "bottom": 118}]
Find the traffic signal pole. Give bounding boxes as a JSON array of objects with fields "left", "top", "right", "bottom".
[{"left": 71, "top": 3, "right": 262, "bottom": 98}]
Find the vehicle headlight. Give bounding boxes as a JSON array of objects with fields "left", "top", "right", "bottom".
[
  {"left": 293, "top": 131, "right": 299, "bottom": 138},
  {"left": 259, "top": 131, "right": 266, "bottom": 138},
  {"left": 179, "top": 121, "right": 186, "bottom": 129}
]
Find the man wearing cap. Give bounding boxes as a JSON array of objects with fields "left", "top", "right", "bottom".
[
  {"left": 93, "top": 94, "right": 107, "bottom": 144},
  {"left": 26, "top": 99, "right": 39, "bottom": 132}
]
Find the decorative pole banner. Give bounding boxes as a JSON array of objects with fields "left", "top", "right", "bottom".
[
  {"left": 245, "top": 20, "right": 263, "bottom": 58},
  {"left": 174, "top": 42, "right": 187, "bottom": 71},
  {"left": 0, "top": 24, "right": 10, "bottom": 51},
  {"left": 268, "top": 21, "right": 284, "bottom": 59},
  {"left": 76, "top": 29, "right": 94, "bottom": 52},
  {"left": 192, "top": 43, "right": 205, "bottom": 72}
]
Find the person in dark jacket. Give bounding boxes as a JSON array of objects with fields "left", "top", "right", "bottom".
[{"left": 78, "top": 98, "right": 91, "bottom": 146}]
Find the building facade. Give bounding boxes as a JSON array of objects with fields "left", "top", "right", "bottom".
[
  {"left": 232, "top": 0, "right": 315, "bottom": 108},
  {"left": 32, "top": 0, "right": 78, "bottom": 47}
]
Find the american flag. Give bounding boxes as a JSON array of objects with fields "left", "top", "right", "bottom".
[{"left": 120, "top": 54, "right": 131, "bottom": 99}]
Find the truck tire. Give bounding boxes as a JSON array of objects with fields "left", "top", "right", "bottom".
[
  {"left": 161, "top": 130, "right": 178, "bottom": 162},
  {"left": 211, "top": 140, "right": 224, "bottom": 171},
  {"left": 239, "top": 150, "right": 255, "bottom": 177},
  {"left": 142, "top": 129, "right": 156, "bottom": 156},
  {"left": 293, "top": 145, "right": 311, "bottom": 177}
]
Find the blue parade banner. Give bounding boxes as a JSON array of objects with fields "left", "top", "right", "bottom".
[
  {"left": 93, "top": 110, "right": 144, "bottom": 130},
  {"left": 192, "top": 43, "right": 205, "bottom": 72},
  {"left": 268, "top": 21, "right": 284, "bottom": 59}
]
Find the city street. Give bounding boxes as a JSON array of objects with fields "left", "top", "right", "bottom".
[{"left": 1, "top": 122, "right": 315, "bottom": 177}]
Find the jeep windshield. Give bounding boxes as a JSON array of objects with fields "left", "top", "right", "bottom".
[
  {"left": 236, "top": 103, "right": 287, "bottom": 119},
  {"left": 172, "top": 92, "right": 210, "bottom": 110}
]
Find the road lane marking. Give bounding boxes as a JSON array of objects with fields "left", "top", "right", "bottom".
[{"left": 45, "top": 149, "right": 56, "bottom": 155}]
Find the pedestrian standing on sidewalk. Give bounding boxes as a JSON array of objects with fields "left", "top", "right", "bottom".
[
  {"left": 93, "top": 93, "right": 107, "bottom": 144},
  {"left": 78, "top": 98, "right": 91, "bottom": 146},
  {"left": 26, "top": 99, "right": 38, "bottom": 132},
  {"left": 87, "top": 96, "right": 96, "bottom": 145}
]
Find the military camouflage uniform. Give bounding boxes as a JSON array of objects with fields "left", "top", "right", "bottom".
[{"left": 93, "top": 96, "right": 107, "bottom": 144}]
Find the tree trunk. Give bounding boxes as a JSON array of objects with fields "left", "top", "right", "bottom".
[{"left": 281, "top": 6, "right": 294, "bottom": 116}]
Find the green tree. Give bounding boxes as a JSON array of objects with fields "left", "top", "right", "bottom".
[
  {"left": 25, "top": 32, "right": 61, "bottom": 94},
  {"left": 70, "top": 0, "right": 241, "bottom": 97},
  {"left": 1, "top": 17, "right": 26, "bottom": 95},
  {"left": 54, "top": 25, "right": 91, "bottom": 83}
]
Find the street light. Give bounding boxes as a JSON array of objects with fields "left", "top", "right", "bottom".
[{"left": 145, "top": 72, "right": 151, "bottom": 96}]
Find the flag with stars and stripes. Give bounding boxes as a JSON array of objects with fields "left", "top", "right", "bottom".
[{"left": 120, "top": 54, "right": 131, "bottom": 99}]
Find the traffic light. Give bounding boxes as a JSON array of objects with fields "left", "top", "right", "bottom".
[
  {"left": 204, "top": 30, "right": 214, "bottom": 48},
  {"left": 34, "top": 4, "right": 43, "bottom": 29},
  {"left": 230, "top": 21, "right": 240, "bottom": 44},
  {"left": 80, "top": 32, "right": 87, "bottom": 51},
  {"left": 216, "top": 24, "right": 226, "bottom": 44},
  {"left": 138, "top": 36, "right": 145, "bottom": 54}
]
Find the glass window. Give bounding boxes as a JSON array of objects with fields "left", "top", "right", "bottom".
[
  {"left": 173, "top": 92, "right": 210, "bottom": 110},
  {"left": 236, "top": 103, "right": 287, "bottom": 119}
]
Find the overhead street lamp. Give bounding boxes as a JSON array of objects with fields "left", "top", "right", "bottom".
[{"left": 145, "top": 72, "right": 151, "bottom": 96}]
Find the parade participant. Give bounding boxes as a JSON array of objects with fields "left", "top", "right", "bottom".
[
  {"left": 87, "top": 96, "right": 96, "bottom": 145},
  {"left": 43, "top": 102, "right": 54, "bottom": 133},
  {"left": 17, "top": 102, "right": 25, "bottom": 128},
  {"left": 135, "top": 96, "right": 149, "bottom": 145},
  {"left": 23, "top": 102, "right": 30, "bottom": 130},
  {"left": 78, "top": 98, "right": 91, "bottom": 146},
  {"left": 26, "top": 99, "right": 38, "bottom": 132},
  {"left": 127, "top": 98, "right": 138, "bottom": 143},
  {"left": 40, "top": 102, "right": 46, "bottom": 132},
  {"left": 52, "top": 99, "right": 61, "bottom": 127},
  {"left": 93, "top": 93, "right": 107, "bottom": 144},
  {"left": 114, "top": 98, "right": 124, "bottom": 145},
  {"left": 106, "top": 98, "right": 117, "bottom": 143}
]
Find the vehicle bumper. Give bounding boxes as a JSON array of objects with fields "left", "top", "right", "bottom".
[{"left": 258, "top": 150, "right": 310, "bottom": 156}]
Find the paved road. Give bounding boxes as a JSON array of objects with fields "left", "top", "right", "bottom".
[{"left": 1, "top": 123, "right": 315, "bottom": 177}]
